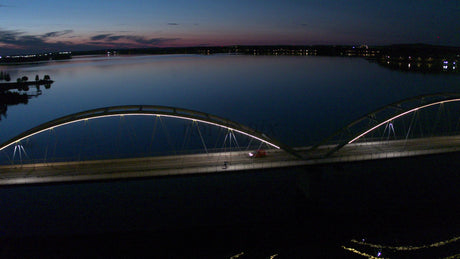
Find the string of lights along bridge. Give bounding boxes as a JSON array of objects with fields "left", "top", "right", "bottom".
[{"left": 1, "top": 93, "right": 460, "bottom": 185}]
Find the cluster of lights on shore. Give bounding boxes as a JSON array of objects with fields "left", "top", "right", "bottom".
[
  {"left": 443, "top": 60, "right": 456, "bottom": 70},
  {"left": 0, "top": 51, "right": 71, "bottom": 60}
]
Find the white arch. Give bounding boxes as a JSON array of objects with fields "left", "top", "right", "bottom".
[
  {"left": 349, "top": 98, "right": 460, "bottom": 144},
  {"left": 0, "top": 105, "right": 298, "bottom": 156}
]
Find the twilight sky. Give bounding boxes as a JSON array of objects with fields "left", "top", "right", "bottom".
[{"left": 0, "top": 0, "right": 459, "bottom": 54}]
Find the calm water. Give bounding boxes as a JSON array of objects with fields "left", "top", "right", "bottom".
[
  {"left": 0, "top": 55, "right": 459, "bottom": 257},
  {"left": 2, "top": 54, "right": 459, "bottom": 146}
]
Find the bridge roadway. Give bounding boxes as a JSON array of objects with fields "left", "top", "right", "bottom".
[{"left": 1, "top": 135, "right": 460, "bottom": 185}]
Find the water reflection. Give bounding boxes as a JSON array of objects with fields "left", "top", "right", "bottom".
[
  {"left": 1, "top": 54, "right": 460, "bottom": 148},
  {"left": 0, "top": 84, "right": 51, "bottom": 120}
]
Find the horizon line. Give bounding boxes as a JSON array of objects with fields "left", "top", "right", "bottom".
[{"left": 2, "top": 43, "right": 459, "bottom": 56}]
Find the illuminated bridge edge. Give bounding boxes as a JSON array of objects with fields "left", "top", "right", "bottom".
[
  {"left": 310, "top": 92, "right": 460, "bottom": 157},
  {"left": 0, "top": 105, "right": 300, "bottom": 158}
]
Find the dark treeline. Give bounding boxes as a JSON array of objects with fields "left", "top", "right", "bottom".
[
  {"left": 2, "top": 44, "right": 458, "bottom": 60},
  {"left": 2, "top": 44, "right": 458, "bottom": 73},
  {"left": 0, "top": 52, "right": 71, "bottom": 64},
  {"left": 72, "top": 44, "right": 459, "bottom": 73},
  {"left": 71, "top": 44, "right": 460, "bottom": 57},
  {"left": 373, "top": 44, "right": 459, "bottom": 74},
  {"left": 377, "top": 44, "right": 460, "bottom": 58}
]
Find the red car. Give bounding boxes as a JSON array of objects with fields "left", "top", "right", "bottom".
[{"left": 248, "top": 149, "right": 266, "bottom": 158}]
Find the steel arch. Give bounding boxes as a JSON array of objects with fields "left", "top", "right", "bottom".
[
  {"left": 0, "top": 105, "right": 299, "bottom": 157},
  {"left": 310, "top": 93, "right": 460, "bottom": 157}
]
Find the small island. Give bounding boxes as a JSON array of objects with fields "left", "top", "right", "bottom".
[{"left": 0, "top": 73, "right": 54, "bottom": 91}]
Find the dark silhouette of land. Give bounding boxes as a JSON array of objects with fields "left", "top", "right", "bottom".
[
  {"left": 70, "top": 43, "right": 459, "bottom": 57},
  {"left": 1, "top": 44, "right": 458, "bottom": 73},
  {"left": 0, "top": 52, "right": 71, "bottom": 64},
  {"left": 74, "top": 44, "right": 459, "bottom": 73},
  {"left": 0, "top": 79, "right": 53, "bottom": 91}
]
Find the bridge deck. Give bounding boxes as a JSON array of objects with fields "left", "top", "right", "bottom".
[{"left": 1, "top": 135, "right": 460, "bottom": 185}]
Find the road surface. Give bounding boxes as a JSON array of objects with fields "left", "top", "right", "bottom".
[{"left": 1, "top": 135, "right": 459, "bottom": 185}]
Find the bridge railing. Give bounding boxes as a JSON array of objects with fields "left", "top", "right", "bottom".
[{"left": 0, "top": 145, "right": 281, "bottom": 166}]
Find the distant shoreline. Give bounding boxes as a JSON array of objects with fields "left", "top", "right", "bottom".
[
  {"left": 0, "top": 52, "right": 71, "bottom": 65},
  {"left": 1, "top": 44, "right": 458, "bottom": 73},
  {"left": 2, "top": 44, "right": 458, "bottom": 60},
  {"left": 70, "top": 43, "right": 460, "bottom": 57},
  {"left": 71, "top": 44, "right": 458, "bottom": 74}
]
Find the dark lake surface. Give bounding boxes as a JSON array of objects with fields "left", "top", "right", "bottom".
[
  {"left": 0, "top": 55, "right": 459, "bottom": 257},
  {"left": 1, "top": 54, "right": 459, "bottom": 146}
]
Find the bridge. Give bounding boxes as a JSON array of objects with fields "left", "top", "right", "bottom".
[{"left": 1, "top": 93, "right": 460, "bottom": 185}]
